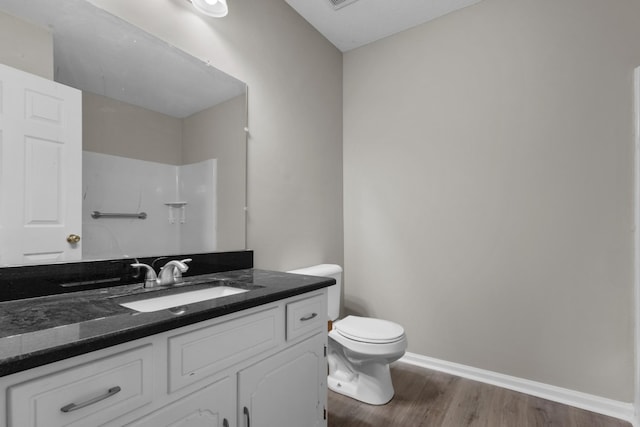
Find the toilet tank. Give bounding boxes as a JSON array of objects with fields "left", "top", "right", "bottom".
[{"left": 287, "top": 264, "right": 342, "bottom": 321}]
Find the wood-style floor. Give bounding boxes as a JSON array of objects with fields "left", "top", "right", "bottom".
[{"left": 327, "top": 363, "right": 631, "bottom": 427}]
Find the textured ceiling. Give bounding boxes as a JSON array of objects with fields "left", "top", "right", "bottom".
[
  {"left": 285, "top": 0, "right": 483, "bottom": 52},
  {"left": 0, "top": 0, "right": 246, "bottom": 118}
]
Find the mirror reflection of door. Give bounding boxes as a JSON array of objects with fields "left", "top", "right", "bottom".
[{"left": 0, "top": 63, "right": 82, "bottom": 265}]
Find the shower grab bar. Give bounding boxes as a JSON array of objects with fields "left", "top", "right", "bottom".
[{"left": 91, "top": 211, "right": 147, "bottom": 219}]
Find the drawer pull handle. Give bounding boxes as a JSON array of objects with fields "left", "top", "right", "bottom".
[
  {"left": 300, "top": 312, "right": 318, "bottom": 322},
  {"left": 60, "top": 386, "right": 122, "bottom": 413},
  {"left": 244, "top": 406, "right": 251, "bottom": 427}
]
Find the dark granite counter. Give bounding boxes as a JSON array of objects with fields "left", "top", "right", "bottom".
[{"left": 0, "top": 268, "right": 334, "bottom": 377}]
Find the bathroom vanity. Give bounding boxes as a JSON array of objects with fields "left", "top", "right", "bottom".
[{"left": 0, "top": 255, "right": 332, "bottom": 427}]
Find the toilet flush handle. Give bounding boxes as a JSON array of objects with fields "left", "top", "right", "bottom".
[{"left": 300, "top": 312, "right": 318, "bottom": 321}]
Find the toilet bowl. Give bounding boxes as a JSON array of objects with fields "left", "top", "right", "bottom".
[{"left": 288, "top": 264, "right": 407, "bottom": 405}]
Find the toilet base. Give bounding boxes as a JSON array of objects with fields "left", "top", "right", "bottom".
[{"left": 327, "top": 351, "right": 395, "bottom": 405}]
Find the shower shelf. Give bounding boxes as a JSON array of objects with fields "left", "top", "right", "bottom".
[{"left": 164, "top": 202, "right": 188, "bottom": 224}]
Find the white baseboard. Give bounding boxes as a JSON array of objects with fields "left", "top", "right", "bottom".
[{"left": 399, "top": 352, "right": 636, "bottom": 424}]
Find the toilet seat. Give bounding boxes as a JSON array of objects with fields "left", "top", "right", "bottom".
[{"left": 334, "top": 316, "right": 405, "bottom": 344}]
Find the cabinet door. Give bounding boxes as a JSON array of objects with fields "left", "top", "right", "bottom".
[
  {"left": 127, "top": 376, "right": 235, "bottom": 427},
  {"left": 238, "top": 333, "right": 326, "bottom": 427},
  {"left": 0, "top": 63, "right": 82, "bottom": 265}
]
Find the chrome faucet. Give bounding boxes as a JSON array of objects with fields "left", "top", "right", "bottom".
[
  {"left": 131, "top": 262, "right": 159, "bottom": 288},
  {"left": 158, "top": 258, "right": 192, "bottom": 286},
  {"left": 131, "top": 258, "right": 192, "bottom": 288}
]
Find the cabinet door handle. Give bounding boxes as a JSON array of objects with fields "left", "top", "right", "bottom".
[
  {"left": 60, "top": 385, "right": 121, "bottom": 413},
  {"left": 300, "top": 312, "right": 318, "bottom": 322},
  {"left": 223, "top": 418, "right": 229, "bottom": 427},
  {"left": 244, "top": 406, "right": 251, "bottom": 427}
]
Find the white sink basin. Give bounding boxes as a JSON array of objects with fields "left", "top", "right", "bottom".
[{"left": 120, "top": 286, "right": 249, "bottom": 313}]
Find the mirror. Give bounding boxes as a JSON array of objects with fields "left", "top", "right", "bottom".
[{"left": 0, "top": 0, "right": 247, "bottom": 266}]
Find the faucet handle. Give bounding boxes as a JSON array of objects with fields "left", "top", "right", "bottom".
[
  {"left": 131, "top": 263, "right": 158, "bottom": 288},
  {"left": 173, "top": 259, "right": 192, "bottom": 283},
  {"left": 158, "top": 258, "right": 192, "bottom": 285},
  {"left": 162, "top": 258, "right": 191, "bottom": 272}
]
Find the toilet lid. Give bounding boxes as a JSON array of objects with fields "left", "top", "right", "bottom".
[{"left": 334, "top": 315, "right": 405, "bottom": 343}]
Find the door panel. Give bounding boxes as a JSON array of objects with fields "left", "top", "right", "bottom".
[
  {"left": 238, "top": 334, "right": 325, "bottom": 427},
  {"left": 127, "top": 376, "right": 235, "bottom": 427},
  {"left": 0, "top": 63, "right": 81, "bottom": 265}
]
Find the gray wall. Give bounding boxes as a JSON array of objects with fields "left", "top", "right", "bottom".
[
  {"left": 89, "top": 0, "right": 344, "bottom": 271},
  {"left": 0, "top": 11, "right": 52, "bottom": 79},
  {"left": 344, "top": 0, "right": 640, "bottom": 401},
  {"left": 183, "top": 95, "right": 247, "bottom": 250},
  {"left": 83, "top": 91, "right": 183, "bottom": 165}
]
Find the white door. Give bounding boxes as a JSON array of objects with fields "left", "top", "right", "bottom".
[
  {"left": 0, "top": 63, "right": 82, "bottom": 265},
  {"left": 238, "top": 333, "right": 326, "bottom": 427}
]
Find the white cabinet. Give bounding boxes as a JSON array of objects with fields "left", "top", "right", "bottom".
[
  {"left": 128, "top": 376, "right": 235, "bottom": 427},
  {"left": 0, "top": 289, "right": 328, "bottom": 427},
  {"left": 238, "top": 333, "right": 326, "bottom": 427},
  {"left": 167, "top": 306, "right": 282, "bottom": 393},
  {"left": 286, "top": 293, "right": 326, "bottom": 341},
  {"left": 7, "top": 345, "right": 153, "bottom": 427}
]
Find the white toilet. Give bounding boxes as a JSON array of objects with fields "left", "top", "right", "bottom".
[{"left": 288, "top": 264, "right": 407, "bottom": 405}]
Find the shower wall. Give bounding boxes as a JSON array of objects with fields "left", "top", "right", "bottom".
[{"left": 82, "top": 151, "right": 216, "bottom": 260}]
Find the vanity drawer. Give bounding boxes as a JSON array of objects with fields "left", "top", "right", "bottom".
[
  {"left": 168, "top": 306, "right": 282, "bottom": 392},
  {"left": 7, "top": 345, "right": 153, "bottom": 427},
  {"left": 286, "top": 293, "right": 326, "bottom": 341}
]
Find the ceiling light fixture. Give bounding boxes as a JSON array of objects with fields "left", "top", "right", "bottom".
[{"left": 191, "top": 0, "right": 228, "bottom": 17}]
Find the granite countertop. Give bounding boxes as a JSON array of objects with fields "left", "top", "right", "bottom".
[{"left": 0, "top": 268, "right": 334, "bottom": 377}]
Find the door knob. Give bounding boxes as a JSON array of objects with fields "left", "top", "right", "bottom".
[{"left": 66, "top": 234, "right": 81, "bottom": 244}]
